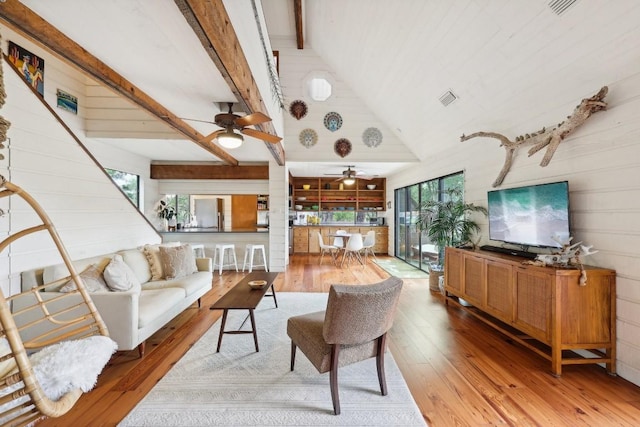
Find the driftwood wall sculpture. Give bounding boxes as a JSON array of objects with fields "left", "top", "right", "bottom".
[{"left": 461, "top": 86, "right": 608, "bottom": 187}]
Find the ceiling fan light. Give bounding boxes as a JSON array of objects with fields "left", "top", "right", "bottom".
[
  {"left": 217, "top": 130, "right": 244, "bottom": 149},
  {"left": 343, "top": 177, "right": 355, "bottom": 185}
]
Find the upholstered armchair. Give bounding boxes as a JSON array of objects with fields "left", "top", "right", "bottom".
[{"left": 287, "top": 276, "right": 403, "bottom": 415}]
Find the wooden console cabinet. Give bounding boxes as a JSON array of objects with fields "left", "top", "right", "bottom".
[{"left": 444, "top": 247, "right": 616, "bottom": 376}]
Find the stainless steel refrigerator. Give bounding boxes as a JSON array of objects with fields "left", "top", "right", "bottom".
[{"left": 194, "top": 197, "right": 224, "bottom": 229}]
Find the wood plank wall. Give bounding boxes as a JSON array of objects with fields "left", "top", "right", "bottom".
[{"left": 388, "top": 74, "right": 640, "bottom": 387}]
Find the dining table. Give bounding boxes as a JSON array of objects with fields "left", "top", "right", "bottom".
[{"left": 328, "top": 232, "right": 364, "bottom": 267}]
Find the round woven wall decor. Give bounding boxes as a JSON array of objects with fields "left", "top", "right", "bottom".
[
  {"left": 362, "top": 127, "right": 383, "bottom": 147},
  {"left": 299, "top": 128, "right": 318, "bottom": 148},
  {"left": 334, "top": 138, "right": 352, "bottom": 158},
  {"left": 289, "top": 100, "right": 308, "bottom": 120},
  {"left": 324, "top": 112, "right": 343, "bottom": 132}
]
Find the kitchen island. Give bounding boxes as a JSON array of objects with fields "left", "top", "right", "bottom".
[{"left": 160, "top": 228, "right": 269, "bottom": 263}]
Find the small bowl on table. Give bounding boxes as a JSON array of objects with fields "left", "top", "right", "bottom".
[{"left": 248, "top": 280, "right": 267, "bottom": 290}]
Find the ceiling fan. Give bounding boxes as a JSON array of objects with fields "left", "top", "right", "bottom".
[
  {"left": 324, "top": 166, "right": 376, "bottom": 183},
  {"left": 196, "top": 103, "right": 282, "bottom": 149}
]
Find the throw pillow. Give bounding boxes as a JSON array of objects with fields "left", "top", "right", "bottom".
[
  {"left": 59, "top": 265, "right": 109, "bottom": 293},
  {"left": 159, "top": 244, "right": 197, "bottom": 280},
  {"left": 103, "top": 254, "right": 141, "bottom": 292},
  {"left": 143, "top": 242, "right": 182, "bottom": 281},
  {"left": 30, "top": 335, "right": 117, "bottom": 401}
]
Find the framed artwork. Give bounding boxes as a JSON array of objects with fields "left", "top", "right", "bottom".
[
  {"left": 8, "top": 41, "right": 45, "bottom": 97},
  {"left": 56, "top": 89, "right": 78, "bottom": 114}
]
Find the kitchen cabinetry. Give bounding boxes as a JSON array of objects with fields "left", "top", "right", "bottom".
[
  {"left": 291, "top": 177, "right": 386, "bottom": 212},
  {"left": 293, "top": 227, "right": 309, "bottom": 254},
  {"left": 444, "top": 247, "right": 616, "bottom": 376},
  {"left": 292, "top": 226, "right": 388, "bottom": 255}
]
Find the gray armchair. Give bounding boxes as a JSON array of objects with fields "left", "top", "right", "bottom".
[{"left": 287, "top": 276, "right": 403, "bottom": 415}]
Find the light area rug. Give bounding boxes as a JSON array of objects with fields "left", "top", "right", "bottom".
[
  {"left": 373, "top": 258, "right": 430, "bottom": 279},
  {"left": 119, "top": 292, "right": 426, "bottom": 426}
]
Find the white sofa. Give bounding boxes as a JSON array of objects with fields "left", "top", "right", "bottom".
[{"left": 20, "top": 244, "right": 213, "bottom": 356}]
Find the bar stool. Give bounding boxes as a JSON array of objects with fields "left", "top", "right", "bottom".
[
  {"left": 213, "top": 243, "right": 238, "bottom": 275},
  {"left": 242, "top": 244, "right": 268, "bottom": 273}
]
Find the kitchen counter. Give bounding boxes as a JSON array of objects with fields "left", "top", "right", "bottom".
[
  {"left": 161, "top": 228, "right": 270, "bottom": 261},
  {"left": 291, "top": 224, "right": 387, "bottom": 227},
  {"left": 160, "top": 227, "right": 268, "bottom": 233}
]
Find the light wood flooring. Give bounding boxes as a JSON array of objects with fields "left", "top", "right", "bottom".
[{"left": 38, "top": 255, "right": 640, "bottom": 426}]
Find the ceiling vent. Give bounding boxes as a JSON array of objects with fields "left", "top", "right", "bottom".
[
  {"left": 548, "top": 0, "right": 580, "bottom": 15},
  {"left": 438, "top": 90, "right": 457, "bottom": 107}
]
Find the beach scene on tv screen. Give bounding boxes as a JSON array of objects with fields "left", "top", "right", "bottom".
[{"left": 488, "top": 184, "right": 569, "bottom": 248}]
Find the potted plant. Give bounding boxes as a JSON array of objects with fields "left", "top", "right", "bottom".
[
  {"left": 417, "top": 188, "right": 487, "bottom": 290},
  {"left": 156, "top": 199, "right": 176, "bottom": 230}
]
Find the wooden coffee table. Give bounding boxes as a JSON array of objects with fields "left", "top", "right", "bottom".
[{"left": 209, "top": 271, "right": 278, "bottom": 352}]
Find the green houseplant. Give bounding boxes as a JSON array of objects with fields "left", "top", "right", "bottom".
[{"left": 417, "top": 188, "right": 487, "bottom": 272}]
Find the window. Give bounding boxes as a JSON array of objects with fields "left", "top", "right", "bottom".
[
  {"left": 304, "top": 71, "right": 333, "bottom": 101},
  {"left": 394, "top": 171, "right": 464, "bottom": 272},
  {"left": 105, "top": 168, "right": 139, "bottom": 207}
]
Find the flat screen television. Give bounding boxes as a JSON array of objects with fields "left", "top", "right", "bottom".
[{"left": 487, "top": 181, "right": 570, "bottom": 249}]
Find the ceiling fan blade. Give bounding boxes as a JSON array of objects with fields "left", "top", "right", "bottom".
[
  {"left": 200, "top": 129, "right": 225, "bottom": 143},
  {"left": 240, "top": 128, "right": 282, "bottom": 143},
  {"left": 235, "top": 112, "right": 271, "bottom": 127}
]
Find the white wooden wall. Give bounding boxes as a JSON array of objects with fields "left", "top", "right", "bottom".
[
  {"left": 0, "top": 28, "right": 160, "bottom": 297},
  {"left": 388, "top": 75, "right": 640, "bottom": 387}
]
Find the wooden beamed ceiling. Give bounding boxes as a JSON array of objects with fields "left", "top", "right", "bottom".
[
  {"left": 294, "top": 0, "right": 304, "bottom": 49},
  {"left": 175, "top": 0, "right": 285, "bottom": 166},
  {"left": 150, "top": 164, "right": 269, "bottom": 180},
  {"left": 0, "top": 0, "right": 240, "bottom": 166},
  {"left": 0, "top": 0, "right": 286, "bottom": 169}
]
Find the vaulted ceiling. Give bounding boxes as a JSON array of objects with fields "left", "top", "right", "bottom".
[{"left": 2, "top": 0, "right": 640, "bottom": 178}]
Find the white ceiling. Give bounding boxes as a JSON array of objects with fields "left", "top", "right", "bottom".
[{"left": 16, "top": 0, "right": 640, "bottom": 178}]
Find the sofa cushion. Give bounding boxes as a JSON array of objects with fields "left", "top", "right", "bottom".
[
  {"left": 159, "top": 244, "right": 197, "bottom": 280},
  {"left": 59, "top": 265, "right": 110, "bottom": 293},
  {"left": 119, "top": 249, "right": 152, "bottom": 284},
  {"left": 104, "top": 254, "right": 141, "bottom": 292},
  {"left": 142, "top": 271, "right": 212, "bottom": 297},
  {"left": 138, "top": 288, "right": 185, "bottom": 328},
  {"left": 143, "top": 243, "right": 182, "bottom": 281},
  {"left": 42, "top": 255, "right": 111, "bottom": 287}
]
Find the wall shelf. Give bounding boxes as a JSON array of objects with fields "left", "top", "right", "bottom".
[{"left": 291, "top": 177, "right": 386, "bottom": 212}]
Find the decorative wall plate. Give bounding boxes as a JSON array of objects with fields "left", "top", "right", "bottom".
[
  {"left": 289, "top": 100, "right": 308, "bottom": 120},
  {"left": 362, "top": 127, "right": 383, "bottom": 147},
  {"left": 324, "top": 112, "right": 343, "bottom": 132},
  {"left": 299, "top": 128, "right": 318, "bottom": 148},
  {"left": 334, "top": 138, "right": 352, "bottom": 158}
]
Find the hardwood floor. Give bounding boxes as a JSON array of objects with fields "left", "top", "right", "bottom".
[{"left": 39, "top": 255, "right": 640, "bottom": 426}]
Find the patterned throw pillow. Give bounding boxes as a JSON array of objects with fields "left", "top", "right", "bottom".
[
  {"left": 103, "top": 254, "right": 141, "bottom": 292},
  {"left": 143, "top": 243, "right": 182, "bottom": 281},
  {"left": 159, "top": 244, "right": 197, "bottom": 280},
  {"left": 59, "top": 265, "right": 109, "bottom": 293}
]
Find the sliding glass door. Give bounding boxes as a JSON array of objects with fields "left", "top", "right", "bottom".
[{"left": 394, "top": 171, "right": 464, "bottom": 272}]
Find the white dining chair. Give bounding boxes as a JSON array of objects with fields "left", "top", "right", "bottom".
[
  {"left": 362, "top": 230, "right": 377, "bottom": 263},
  {"left": 332, "top": 229, "right": 348, "bottom": 254},
  {"left": 341, "top": 233, "right": 364, "bottom": 267},
  {"left": 318, "top": 232, "right": 338, "bottom": 265}
]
